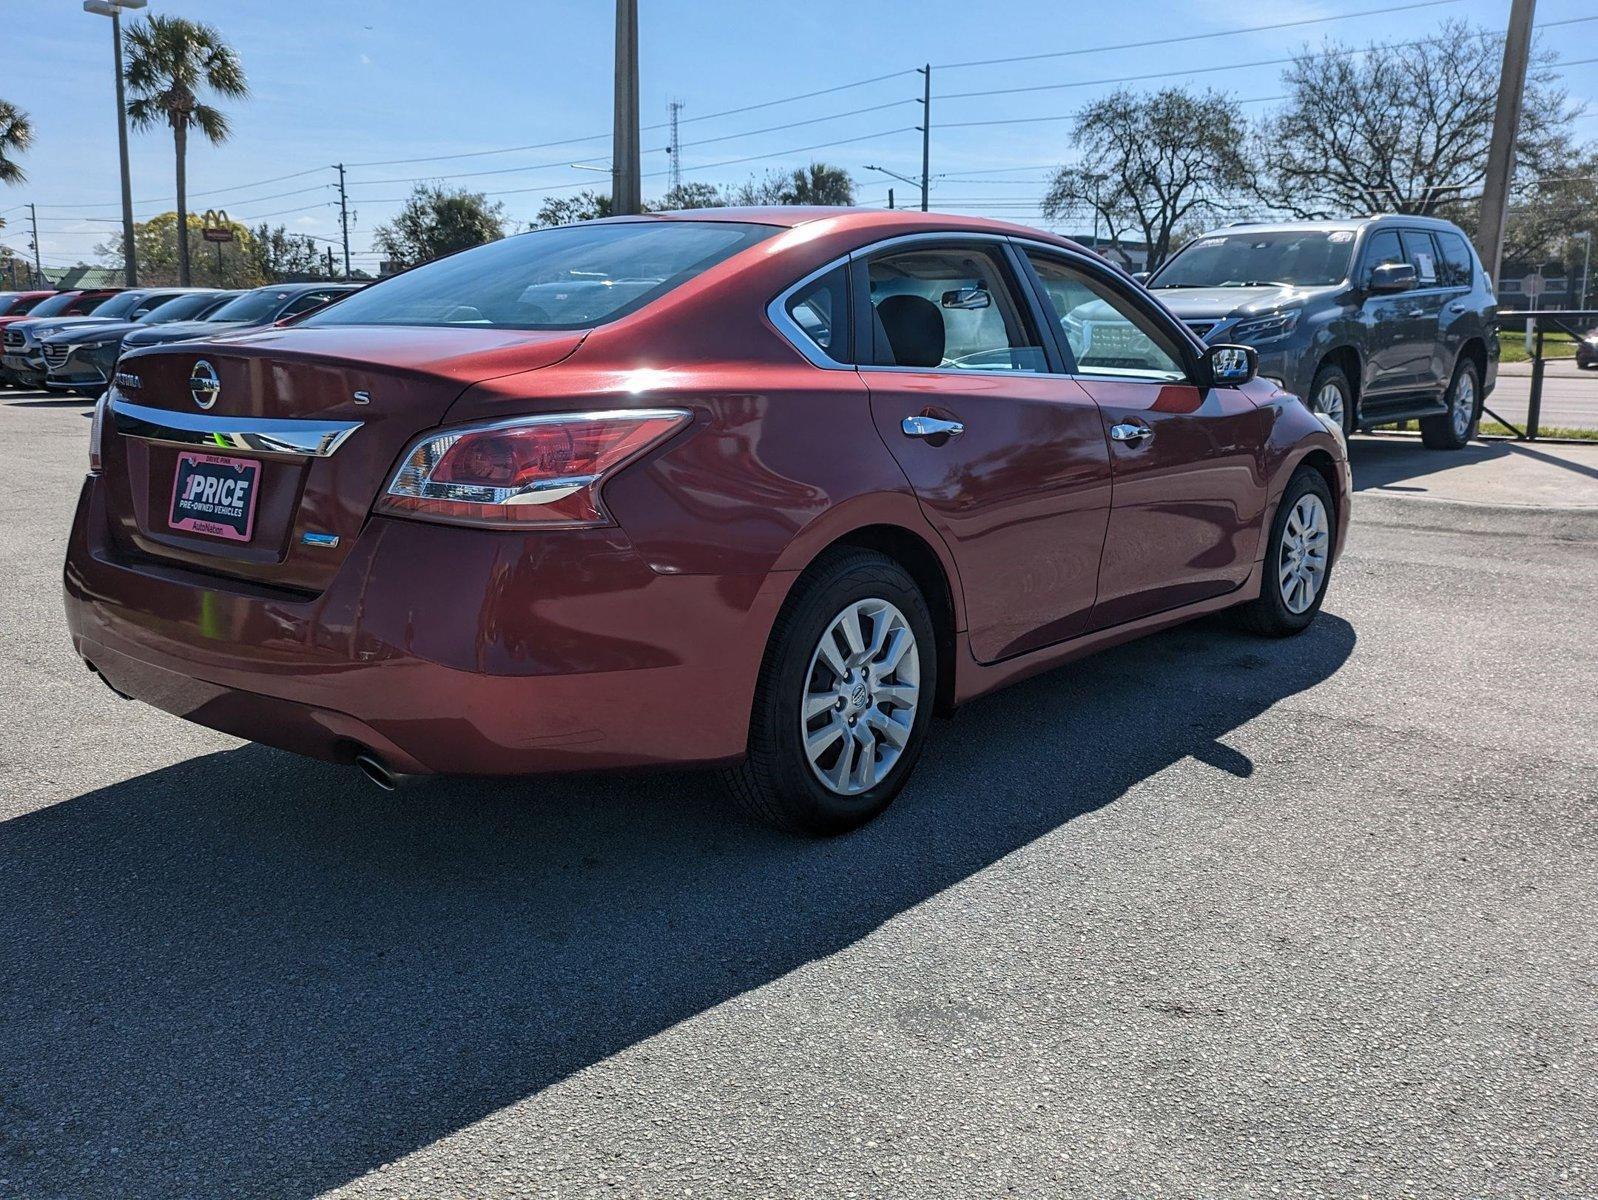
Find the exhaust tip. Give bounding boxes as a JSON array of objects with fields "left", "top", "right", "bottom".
[{"left": 353, "top": 751, "right": 400, "bottom": 792}]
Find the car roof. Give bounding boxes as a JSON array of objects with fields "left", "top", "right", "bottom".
[
  {"left": 1211, "top": 214, "right": 1468, "bottom": 236},
  {"left": 562, "top": 206, "right": 1094, "bottom": 255}
]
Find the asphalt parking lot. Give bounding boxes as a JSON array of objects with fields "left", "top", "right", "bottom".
[{"left": 1, "top": 389, "right": 1595, "bottom": 1199}]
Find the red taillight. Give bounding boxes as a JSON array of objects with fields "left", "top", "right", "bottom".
[
  {"left": 88, "top": 391, "right": 109, "bottom": 474},
  {"left": 376, "top": 408, "right": 690, "bottom": 528}
]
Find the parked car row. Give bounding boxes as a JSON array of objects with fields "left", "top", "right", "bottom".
[{"left": 0, "top": 282, "right": 360, "bottom": 397}]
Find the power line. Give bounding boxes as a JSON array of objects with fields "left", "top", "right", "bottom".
[{"left": 932, "top": 0, "right": 1465, "bottom": 70}]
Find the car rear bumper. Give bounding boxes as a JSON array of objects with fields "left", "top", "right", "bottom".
[{"left": 64, "top": 475, "right": 789, "bottom": 776}]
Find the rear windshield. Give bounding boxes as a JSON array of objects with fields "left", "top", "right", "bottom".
[
  {"left": 1153, "top": 230, "right": 1356, "bottom": 289},
  {"left": 303, "top": 220, "right": 777, "bottom": 331}
]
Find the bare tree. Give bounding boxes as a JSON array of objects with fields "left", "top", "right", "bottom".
[
  {"left": 1043, "top": 89, "right": 1252, "bottom": 270},
  {"left": 1256, "top": 21, "right": 1579, "bottom": 218}
]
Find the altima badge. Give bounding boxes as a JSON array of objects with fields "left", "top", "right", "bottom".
[{"left": 189, "top": 360, "right": 221, "bottom": 410}]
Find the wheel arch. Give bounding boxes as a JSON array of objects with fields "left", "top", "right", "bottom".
[
  {"left": 1315, "top": 345, "right": 1363, "bottom": 411},
  {"left": 1290, "top": 447, "right": 1344, "bottom": 533},
  {"left": 1455, "top": 335, "right": 1488, "bottom": 387}
]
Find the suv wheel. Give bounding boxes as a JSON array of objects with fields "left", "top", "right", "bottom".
[
  {"left": 724, "top": 549, "right": 936, "bottom": 835},
  {"left": 1421, "top": 358, "right": 1480, "bottom": 450},
  {"left": 1233, "top": 467, "right": 1336, "bottom": 637},
  {"left": 1309, "top": 363, "right": 1354, "bottom": 434}
]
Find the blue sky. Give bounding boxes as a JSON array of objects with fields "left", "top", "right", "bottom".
[{"left": 3, "top": 0, "right": 1595, "bottom": 272}]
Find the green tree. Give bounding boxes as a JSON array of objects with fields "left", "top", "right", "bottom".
[
  {"left": 532, "top": 189, "right": 614, "bottom": 228},
  {"left": 374, "top": 183, "right": 506, "bottom": 267},
  {"left": 95, "top": 211, "right": 263, "bottom": 287},
  {"left": 1256, "top": 22, "right": 1578, "bottom": 217},
  {"left": 0, "top": 99, "right": 33, "bottom": 187},
  {"left": 654, "top": 181, "right": 726, "bottom": 210},
  {"left": 248, "top": 223, "right": 327, "bottom": 281},
  {"left": 782, "top": 162, "right": 854, "bottom": 206},
  {"left": 124, "top": 15, "right": 248, "bottom": 286},
  {"left": 1044, "top": 88, "right": 1252, "bottom": 270}
]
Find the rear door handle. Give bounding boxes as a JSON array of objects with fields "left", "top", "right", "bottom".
[
  {"left": 1109, "top": 422, "right": 1151, "bottom": 444},
  {"left": 901, "top": 415, "right": 965, "bottom": 440},
  {"left": 1447, "top": 302, "right": 1468, "bottom": 313}
]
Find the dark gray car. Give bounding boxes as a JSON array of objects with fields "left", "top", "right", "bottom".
[
  {"left": 1145, "top": 216, "right": 1499, "bottom": 449},
  {"left": 118, "top": 283, "right": 360, "bottom": 352}
]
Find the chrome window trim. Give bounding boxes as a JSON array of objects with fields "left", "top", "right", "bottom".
[
  {"left": 108, "top": 391, "right": 362, "bottom": 458},
  {"left": 766, "top": 229, "right": 1207, "bottom": 383}
]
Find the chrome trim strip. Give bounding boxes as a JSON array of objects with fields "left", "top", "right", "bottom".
[
  {"left": 765, "top": 229, "right": 1208, "bottom": 380},
  {"left": 109, "top": 393, "right": 362, "bottom": 458}
]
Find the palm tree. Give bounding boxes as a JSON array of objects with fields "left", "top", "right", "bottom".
[
  {"left": 124, "top": 15, "right": 247, "bottom": 285},
  {"left": 0, "top": 100, "right": 35, "bottom": 186}
]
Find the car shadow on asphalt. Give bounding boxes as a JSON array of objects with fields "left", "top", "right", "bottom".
[
  {"left": 1348, "top": 435, "right": 1511, "bottom": 493},
  {"left": 0, "top": 612, "right": 1355, "bottom": 1197}
]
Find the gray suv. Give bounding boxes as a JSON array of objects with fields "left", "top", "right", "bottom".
[{"left": 1146, "top": 216, "right": 1498, "bottom": 449}]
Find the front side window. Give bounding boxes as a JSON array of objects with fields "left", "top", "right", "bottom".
[
  {"left": 783, "top": 266, "right": 850, "bottom": 363},
  {"left": 866, "top": 245, "right": 1046, "bottom": 372},
  {"left": 1152, "top": 230, "right": 1356, "bottom": 289},
  {"left": 1025, "top": 250, "right": 1187, "bottom": 382},
  {"left": 1399, "top": 231, "right": 1439, "bottom": 287},
  {"left": 305, "top": 220, "right": 776, "bottom": 331},
  {"left": 1361, "top": 230, "right": 1404, "bottom": 284}
]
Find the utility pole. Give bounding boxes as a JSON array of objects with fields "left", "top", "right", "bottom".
[
  {"left": 611, "top": 0, "right": 642, "bottom": 215},
  {"left": 1478, "top": 0, "right": 1535, "bottom": 285},
  {"left": 28, "top": 203, "right": 42, "bottom": 287},
  {"left": 667, "top": 100, "right": 684, "bottom": 193},
  {"left": 335, "top": 163, "right": 352, "bottom": 279},
  {"left": 84, "top": 1, "right": 144, "bottom": 286},
  {"left": 916, "top": 64, "right": 931, "bottom": 212}
]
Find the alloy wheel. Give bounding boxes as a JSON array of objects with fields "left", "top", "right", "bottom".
[
  {"left": 800, "top": 597, "right": 921, "bottom": 796},
  {"left": 1314, "top": 381, "right": 1346, "bottom": 429},
  {"left": 1278, "top": 493, "right": 1330, "bottom": 615},
  {"left": 1451, "top": 371, "right": 1476, "bottom": 439}
]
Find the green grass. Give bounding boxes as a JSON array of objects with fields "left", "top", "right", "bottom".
[
  {"left": 1479, "top": 420, "right": 1598, "bottom": 442},
  {"left": 1498, "top": 329, "right": 1578, "bottom": 364}
]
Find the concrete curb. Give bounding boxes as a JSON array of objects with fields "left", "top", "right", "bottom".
[{"left": 1353, "top": 492, "right": 1598, "bottom": 539}]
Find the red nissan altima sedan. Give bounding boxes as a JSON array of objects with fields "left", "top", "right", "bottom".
[{"left": 64, "top": 209, "right": 1350, "bottom": 833}]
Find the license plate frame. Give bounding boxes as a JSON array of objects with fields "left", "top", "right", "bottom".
[{"left": 168, "top": 451, "right": 261, "bottom": 542}]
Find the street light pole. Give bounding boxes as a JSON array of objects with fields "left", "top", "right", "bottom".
[
  {"left": 84, "top": 0, "right": 145, "bottom": 288},
  {"left": 1574, "top": 230, "right": 1593, "bottom": 311},
  {"left": 611, "top": 0, "right": 641, "bottom": 216},
  {"left": 916, "top": 64, "right": 931, "bottom": 212}
]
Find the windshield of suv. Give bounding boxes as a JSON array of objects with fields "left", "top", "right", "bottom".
[
  {"left": 1152, "top": 230, "right": 1356, "bottom": 289},
  {"left": 137, "top": 292, "right": 229, "bottom": 324},
  {"left": 208, "top": 288, "right": 301, "bottom": 324},
  {"left": 26, "top": 292, "right": 88, "bottom": 318},
  {"left": 303, "top": 220, "right": 777, "bottom": 331},
  {"left": 85, "top": 291, "right": 155, "bottom": 320}
]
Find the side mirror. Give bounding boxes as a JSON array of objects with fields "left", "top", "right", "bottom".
[
  {"left": 1368, "top": 262, "right": 1417, "bottom": 294},
  {"left": 1130, "top": 271, "right": 1151, "bottom": 285},
  {"left": 1204, "top": 343, "right": 1257, "bottom": 388},
  {"left": 940, "top": 286, "right": 991, "bottom": 311}
]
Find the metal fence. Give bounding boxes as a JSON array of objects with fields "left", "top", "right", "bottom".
[{"left": 1494, "top": 309, "right": 1596, "bottom": 440}]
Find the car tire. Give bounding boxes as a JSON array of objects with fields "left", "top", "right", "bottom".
[
  {"left": 723, "top": 548, "right": 937, "bottom": 835},
  {"left": 1308, "top": 362, "right": 1355, "bottom": 435},
  {"left": 1421, "top": 357, "right": 1480, "bottom": 450},
  {"left": 1233, "top": 467, "right": 1337, "bottom": 637}
]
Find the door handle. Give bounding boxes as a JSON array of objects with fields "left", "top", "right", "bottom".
[
  {"left": 1109, "top": 422, "right": 1151, "bottom": 444},
  {"left": 1447, "top": 302, "right": 1467, "bottom": 313},
  {"left": 901, "top": 415, "right": 965, "bottom": 440}
]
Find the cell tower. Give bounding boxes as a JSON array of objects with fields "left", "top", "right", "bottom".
[{"left": 667, "top": 100, "right": 685, "bottom": 192}]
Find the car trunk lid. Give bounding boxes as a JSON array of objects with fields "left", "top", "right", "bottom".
[{"left": 103, "top": 325, "right": 584, "bottom": 593}]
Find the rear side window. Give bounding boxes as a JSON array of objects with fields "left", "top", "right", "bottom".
[
  {"left": 305, "top": 220, "right": 776, "bottom": 331},
  {"left": 865, "top": 244, "right": 1046, "bottom": 372},
  {"left": 1399, "top": 232, "right": 1439, "bottom": 286},
  {"left": 782, "top": 266, "right": 850, "bottom": 364},
  {"left": 1435, "top": 232, "right": 1475, "bottom": 288}
]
